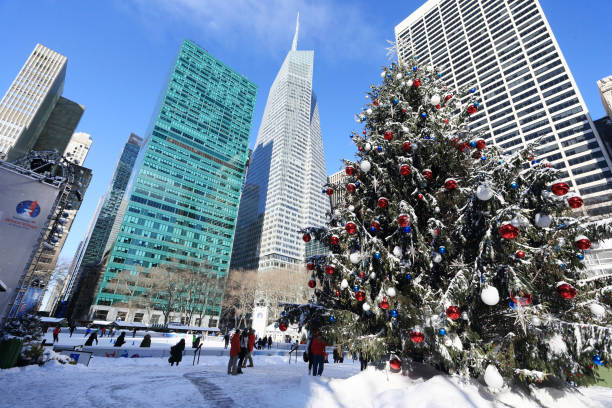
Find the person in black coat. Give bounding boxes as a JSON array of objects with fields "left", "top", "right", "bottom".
[
  {"left": 140, "top": 333, "right": 152, "bottom": 348},
  {"left": 169, "top": 339, "right": 185, "bottom": 366},
  {"left": 114, "top": 332, "right": 126, "bottom": 347},
  {"left": 84, "top": 331, "right": 98, "bottom": 346},
  {"left": 267, "top": 336, "right": 272, "bottom": 350}
]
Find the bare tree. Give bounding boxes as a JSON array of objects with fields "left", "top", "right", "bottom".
[
  {"left": 257, "top": 266, "right": 311, "bottom": 323},
  {"left": 222, "top": 269, "right": 258, "bottom": 328}
]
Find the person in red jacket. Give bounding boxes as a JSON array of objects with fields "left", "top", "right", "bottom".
[
  {"left": 52, "top": 326, "right": 61, "bottom": 343},
  {"left": 242, "top": 329, "right": 256, "bottom": 368},
  {"left": 310, "top": 332, "right": 327, "bottom": 376},
  {"left": 227, "top": 330, "right": 243, "bottom": 375}
]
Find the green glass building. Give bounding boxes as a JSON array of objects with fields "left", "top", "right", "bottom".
[{"left": 91, "top": 40, "right": 256, "bottom": 327}]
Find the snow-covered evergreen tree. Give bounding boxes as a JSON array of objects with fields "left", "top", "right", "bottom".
[{"left": 280, "top": 59, "right": 612, "bottom": 387}]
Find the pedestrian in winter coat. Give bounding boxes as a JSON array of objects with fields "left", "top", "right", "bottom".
[
  {"left": 169, "top": 339, "right": 185, "bottom": 366},
  {"left": 224, "top": 333, "right": 230, "bottom": 349},
  {"left": 336, "top": 344, "right": 343, "bottom": 363},
  {"left": 359, "top": 350, "right": 368, "bottom": 371},
  {"left": 84, "top": 331, "right": 98, "bottom": 346},
  {"left": 132, "top": 328, "right": 137, "bottom": 338},
  {"left": 85, "top": 327, "right": 91, "bottom": 337},
  {"left": 310, "top": 332, "right": 327, "bottom": 376},
  {"left": 306, "top": 336, "right": 313, "bottom": 374},
  {"left": 227, "top": 330, "right": 242, "bottom": 375},
  {"left": 52, "top": 326, "right": 61, "bottom": 343},
  {"left": 140, "top": 333, "right": 152, "bottom": 347},
  {"left": 193, "top": 335, "right": 201, "bottom": 350},
  {"left": 238, "top": 331, "right": 249, "bottom": 369},
  {"left": 242, "top": 329, "right": 255, "bottom": 368},
  {"left": 100, "top": 327, "right": 106, "bottom": 337},
  {"left": 267, "top": 335, "right": 272, "bottom": 349},
  {"left": 114, "top": 332, "right": 126, "bottom": 347},
  {"left": 69, "top": 323, "right": 76, "bottom": 338}
]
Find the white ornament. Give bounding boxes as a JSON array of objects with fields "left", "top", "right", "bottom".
[
  {"left": 348, "top": 205, "right": 355, "bottom": 212},
  {"left": 393, "top": 246, "right": 403, "bottom": 258},
  {"left": 531, "top": 316, "right": 542, "bottom": 327},
  {"left": 432, "top": 252, "right": 442, "bottom": 263},
  {"left": 369, "top": 272, "right": 376, "bottom": 279},
  {"left": 333, "top": 209, "right": 341, "bottom": 218},
  {"left": 480, "top": 286, "right": 500, "bottom": 306},
  {"left": 484, "top": 365, "right": 504, "bottom": 390},
  {"left": 380, "top": 71, "right": 386, "bottom": 78},
  {"left": 340, "top": 279, "right": 349, "bottom": 289},
  {"left": 365, "top": 94, "right": 369, "bottom": 99},
  {"left": 360, "top": 160, "right": 371, "bottom": 173},
  {"left": 511, "top": 214, "right": 529, "bottom": 228},
  {"left": 430, "top": 94, "right": 441, "bottom": 105},
  {"left": 548, "top": 333, "right": 568, "bottom": 355},
  {"left": 411, "top": 142, "right": 418, "bottom": 151},
  {"left": 362, "top": 303, "right": 371, "bottom": 311},
  {"left": 535, "top": 213, "right": 552, "bottom": 228},
  {"left": 461, "top": 311, "right": 469, "bottom": 320},
  {"left": 366, "top": 108, "right": 373, "bottom": 115},
  {"left": 386, "top": 287, "right": 397, "bottom": 297},
  {"left": 396, "top": 73, "right": 403, "bottom": 80},
  {"left": 406, "top": 79, "right": 413, "bottom": 87},
  {"left": 349, "top": 252, "right": 361, "bottom": 264},
  {"left": 444, "top": 338, "right": 453, "bottom": 347},
  {"left": 364, "top": 143, "right": 372, "bottom": 151},
  {"left": 589, "top": 303, "right": 605, "bottom": 318},
  {"left": 476, "top": 184, "right": 494, "bottom": 201},
  {"left": 401, "top": 81, "right": 406, "bottom": 87}
]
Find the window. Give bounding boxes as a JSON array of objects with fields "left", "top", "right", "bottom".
[
  {"left": 116, "top": 311, "right": 127, "bottom": 321},
  {"left": 94, "top": 309, "right": 108, "bottom": 320},
  {"left": 150, "top": 315, "right": 161, "bottom": 325},
  {"left": 133, "top": 313, "right": 144, "bottom": 323}
]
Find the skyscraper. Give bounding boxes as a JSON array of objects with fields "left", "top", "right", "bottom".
[
  {"left": 598, "top": 76, "right": 612, "bottom": 120},
  {"left": 90, "top": 41, "right": 256, "bottom": 326},
  {"left": 231, "top": 16, "right": 329, "bottom": 272},
  {"left": 395, "top": 0, "right": 612, "bottom": 217},
  {"left": 32, "top": 97, "right": 85, "bottom": 155},
  {"left": 63, "top": 132, "right": 92, "bottom": 166},
  {"left": 0, "top": 44, "right": 67, "bottom": 161}
]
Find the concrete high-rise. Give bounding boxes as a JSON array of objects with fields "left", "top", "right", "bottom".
[
  {"left": 63, "top": 132, "right": 92, "bottom": 166},
  {"left": 395, "top": 0, "right": 612, "bottom": 218},
  {"left": 0, "top": 44, "right": 67, "bottom": 161},
  {"left": 90, "top": 41, "right": 256, "bottom": 326},
  {"left": 231, "top": 16, "right": 329, "bottom": 272},
  {"left": 598, "top": 76, "right": 612, "bottom": 120}
]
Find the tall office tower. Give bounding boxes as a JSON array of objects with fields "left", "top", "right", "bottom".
[
  {"left": 0, "top": 44, "right": 67, "bottom": 161},
  {"left": 598, "top": 76, "right": 612, "bottom": 119},
  {"left": 32, "top": 97, "right": 85, "bottom": 154},
  {"left": 327, "top": 169, "right": 349, "bottom": 210},
  {"left": 231, "top": 17, "right": 329, "bottom": 272},
  {"left": 63, "top": 132, "right": 92, "bottom": 166},
  {"left": 90, "top": 41, "right": 256, "bottom": 326},
  {"left": 395, "top": 0, "right": 612, "bottom": 218}
]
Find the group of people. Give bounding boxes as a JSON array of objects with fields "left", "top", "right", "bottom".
[
  {"left": 305, "top": 332, "right": 328, "bottom": 376},
  {"left": 224, "top": 332, "right": 272, "bottom": 350},
  {"left": 227, "top": 329, "right": 256, "bottom": 375}
]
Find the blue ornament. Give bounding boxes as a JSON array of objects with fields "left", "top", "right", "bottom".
[
  {"left": 470, "top": 141, "right": 476, "bottom": 147},
  {"left": 391, "top": 309, "right": 398, "bottom": 318},
  {"left": 405, "top": 273, "right": 412, "bottom": 281},
  {"left": 531, "top": 160, "right": 538, "bottom": 165},
  {"left": 413, "top": 66, "right": 418, "bottom": 71},
  {"left": 281, "top": 311, "right": 286, "bottom": 317},
  {"left": 370, "top": 227, "right": 376, "bottom": 232},
  {"left": 498, "top": 160, "right": 504, "bottom": 164},
  {"left": 329, "top": 315, "right": 335, "bottom": 323},
  {"left": 355, "top": 181, "right": 361, "bottom": 187},
  {"left": 511, "top": 182, "right": 518, "bottom": 189},
  {"left": 593, "top": 355, "right": 604, "bottom": 366},
  {"left": 439, "top": 246, "right": 446, "bottom": 254},
  {"left": 578, "top": 253, "right": 584, "bottom": 261},
  {"left": 414, "top": 56, "right": 418, "bottom": 60},
  {"left": 431, "top": 137, "right": 435, "bottom": 141},
  {"left": 361, "top": 116, "right": 366, "bottom": 122},
  {"left": 474, "top": 101, "right": 479, "bottom": 107},
  {"left": 560, "top": 263, "right": 566, "bottom": 269},
  {"left": 509, "top": 301, "right": 516, "bottom": 310},
  {"left": 439, "top": 328, "right": 447, "bottom": 336},
  {"left": 481, "top": 156, "right": 487, "bottom": 161},
  {"left": 421, "top": 112, "right": 427, "bottom": 119},
  {"left": 470, "top": 88, "right": 476, "bottom": 93},
  {"left": 373, "top": 252, "right": 381, "bottom": 260},
  {"left": 437, "top": 73, "right": 442, "bottom": 78},
  {"left": 349, "top": 134, "right": 354, "bottom": 139},
  {"left": 354, "top": 285, "right": 359, "bottom": 292},
  {"left": 425, "top": 135, "right": 431, "bottom": 140},
  {"left": 393, "top": 98, "right": 399, "bottom": 105},
  {"left": 402, "top": 226, "right": 411, "bottom": 233},
  {"left": 377, "top": 146, "right": 383, "bottom": 152},
  {"left": 386, "top": 73, "right": 392, "bottom": 78}
]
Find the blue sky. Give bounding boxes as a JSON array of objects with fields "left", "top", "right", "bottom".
[{"left": 0, "top": 0, "right": 610, "bottom": 263}]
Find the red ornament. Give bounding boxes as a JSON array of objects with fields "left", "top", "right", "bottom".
[
  {"left": 458, "top": 142, "right": 470, "bottom": 152},
  {"left": 397, "top": 214, "right": 410, "bottom": 228},
  {"left": 515, "top": 250, "right": 525, "bottom": 259},
  {"left": 467, "top": 105, "right": 478, "bottom": 114},
  {"left": 510, "top": 292, "right": 532, "bottom": 306},
  {"left": 370, "top": 220, "right": 380, "bottom": 232},
  {"left": 446, "top": 306, "right": 461, "bottom": 320},
  {"left": 389, "top": 358, "right": 402, "bottom": 372},
  {"left": 443, "top": 118, "right": 449, "bottom": 124},
  {"left": 335, "top": 290, "right": 340, "bottom": 297},
  {"left": 373, "top": 100, "right": 379, "bottom": 106},
  {"left": 345, "top": 222, "right": 357, "bottom": 235},
  {"left": 445, "top": 178, "right": 457, "bottom": 190},
  {"left": 568, "top": 196, "right": 583, "bottom": 208},
  {"left": 557, "top": 282, "right": 577, "bottom": 300},
  {"left": 551, "top": 181, "right": 570, "bottom": 196},
  {"left": 362, "top": 131, "right": 367, "bottom": 135},
  {"left": 325, "top": 188, "right": 333, "bottom": 196},
  {"left": 417, "top": 193, "right": 424, "bottom": 200},
  {"left": 330, "top": 235, "right": 340, "bottom": 246},
  {"left": 325, "top": 265, "right": 335, "bottom": 275},
  {"left": 384, "top": 130, "right": 394, "bottom": 141},
  {"left": 359, "top": 271, "right": 365, "bottom": 279},
  {"left": 303, "top": 233, "right": 311, "bottom": 243},
  {"left": 355, "top": 291, "right": 366, "bottom": 302},
  {"left": 400, "top": 164, "right": 412, "bottom": 176},
  {"left": 307, "top": 262, "right": 314, "bottom": 270},
  {"left": 345, "top": 166, "right": 355, "bottom": 176},
  {"left": 574, "top": 235, "right": 591, "bottom": 250},
  {"left": 472, "top": 151, "right": 482, "bottom": 160},
  {"left": 409, "top": 330, "right": 425, "bottom": 343},
  {"left": 279, "top": 322, "right": 287, "bottom": 332},
  {"left": 435, "top": 104, "right": 441, "bottom": 110},
  {"left": 423, "top": 169, "right": 433, "bottom": 180},
  {"left": 475, "top": 139, "right": 486, "bottom": 150},
  {"left": 413, "top": 79, "right": 421, "bottom": 88},
  {"left": 308, "top": 279, "right": 316, "bottom": 288},
  {"left": 347, "top": 183, "right": 357, "bottom": 193},
  {"left": 379, "top": 298, "right": 389, "bottom": 310},
  {"left": 377, "top": 197, "right": 389, "bottom": 208},
  {"left": 402, "top": 141, "right": 411, "bottom": 151},
  {"left": 358, "top": 146, "right": 363, "bottom": 151},
  {"left": 499, "top": 223, "right": 519, "bottom": 239},
  {"left": 445, "top": 94, "right": 452, "bottom": 101}
]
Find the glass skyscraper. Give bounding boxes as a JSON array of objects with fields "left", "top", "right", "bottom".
[
  {"left": 231, "top": 18, "right": 329, "bottom": 272},
  {"left": 91, "top": 40, "right": 256, "bottom": 326},
  {"left": 395, "top": 0, "right": 612, "bottom": 217}
]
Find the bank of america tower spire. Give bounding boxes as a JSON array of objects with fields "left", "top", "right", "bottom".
[{"left": 231, "top": 15, "right": 329, "bottom": 271}]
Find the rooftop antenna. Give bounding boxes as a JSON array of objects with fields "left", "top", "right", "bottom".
[{"left": 291, "top": 12, "right": 300, "bottom": 51}]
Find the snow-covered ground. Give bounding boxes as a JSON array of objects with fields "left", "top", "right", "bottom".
[{"left": 1, "top": 353, "right": 611, "bottom": 408}]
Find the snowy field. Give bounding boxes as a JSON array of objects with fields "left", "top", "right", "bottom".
[{"left": 1, "top": 353, "right": 611, "bottom": 408}]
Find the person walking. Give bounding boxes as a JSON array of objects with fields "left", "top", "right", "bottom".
[
  {"left": 306, "top": 335, "right": 314, "bottom": 374},
  {"left": 267, "top": 335, "right": 272, "bottom": 350},
  {"left": 359, "top": 349, "right": 368, "bottom": 371},
  {"left": 310, "top": 332, "right": 327, "bottom": 376},
  {"left": 224, "top": 332, "right": 230, "bottom": 349},
  {"left": 114, "top": 331, "right": 126, "bottom": 347},
  {"left": 140, "top": 333, "right": 152, "bottom": 347},
  {"left": 227, "top": 330, "right": 242, "bottom": 375},
  {"left": 100, "top": 327, "right": 106, "bottom": 337},
  {"left": 132, "top": 328, "right": 137, "bottom": 338},
  {"left": 193, "top": 334, "right": 202, "bottom": 350},
  {"left": 69, "top": 323, "right": 76, "bottom": 338},
  {"left": 242, "top": 329, "right": 255, "bottom": 368},
  {"left": 84, "top": 331, "right": 98, "bottom": 346},
  {"left": 85, "top": 326, "right": 91, "bottom": 337},
  {"left": 52, "top": 325, "right": 61, "bottom": 343},
  {"left": 169, "top": 339, "right": 185, "bottom": 366},
  {"left": 336, "top": 344, "right": 343, "bottom": 363},
  {"left": 238, "top": 330, "right": 249, "bottom": 370},
  {"left": 110, "top": 328, "right": 116, "bottom": 338}
]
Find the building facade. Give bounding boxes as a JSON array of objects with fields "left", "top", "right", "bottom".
[
  {"left": 63, "top": 132, "right": 92, "bottom": 166},
  {"left": 231, "top": 18, "right": 329, "bottom": 272},
  {"left": 90, "top": 41, "right": 256, "bottom": 326},
  {"left": 32, "top": 97, "right": 85, "bottom": 155},
  {"left": 395, "top": 0, "right": 612, "bottom": 217},
  {"left": 598, "top": 76, "right": 612, "bottom": 120},
  {"left": 0, "top": 44, "right": 67, "bottom": 161}
]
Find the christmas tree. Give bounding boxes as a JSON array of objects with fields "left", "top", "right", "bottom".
[{"left": 280, "top": 58, "right": 612, "bottom": 387}]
